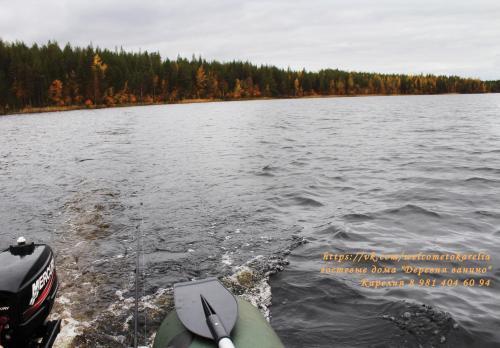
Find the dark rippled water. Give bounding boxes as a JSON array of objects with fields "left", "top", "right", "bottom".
[{"left": 1, "top": 94, "right": 499, "bottom": 347}]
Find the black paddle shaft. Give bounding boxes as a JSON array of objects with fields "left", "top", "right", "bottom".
[{"left": 201, "top": 295, "right": 230, "bottom": 342}]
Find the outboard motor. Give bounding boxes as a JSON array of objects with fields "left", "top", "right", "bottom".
[{"left": 0, "top": 237, "right": 61, "bottom": 348}]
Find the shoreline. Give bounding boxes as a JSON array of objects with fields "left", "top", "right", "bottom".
[{"left": 1, "top": 92, "right": 495, "bottom": 117}]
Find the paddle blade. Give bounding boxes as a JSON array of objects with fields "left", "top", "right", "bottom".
[{"left": 174, "top": 278, "right": 238, "bottom": 339}]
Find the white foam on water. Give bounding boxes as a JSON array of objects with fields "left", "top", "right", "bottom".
[
  {"left": 115, "top": 290, "right": 125, "bottom": 301},
  {"left": 222, "top": 252, "right": 233, "bottom": 266},
  {"left": 51, "top": 287, "right": 173, "bottom": 347},
  {"left": 225, "top": 260, "right": 274, "bottom": 321},
  {"left": 50, "top": 307, "right": 88, "bottom": 348}
]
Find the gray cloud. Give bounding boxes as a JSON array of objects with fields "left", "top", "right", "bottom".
[{"left": 1, "top": 0, "right": 499, "bottom": 79}]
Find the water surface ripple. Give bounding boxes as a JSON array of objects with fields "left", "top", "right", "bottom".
[{"left": 0, "top": 94, "right": 499, "bottom": 347}]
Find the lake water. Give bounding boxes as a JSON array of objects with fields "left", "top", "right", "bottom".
[{"left": 1, "top": 94, "right": 499, "bottom": 347}]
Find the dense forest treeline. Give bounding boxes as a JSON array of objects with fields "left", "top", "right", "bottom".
[{"left": 1, "top": 40, "right": 499, "bottom": 114}]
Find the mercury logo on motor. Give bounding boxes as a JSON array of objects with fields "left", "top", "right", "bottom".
[{"left": 30, "top": 257, "right": 55, "bottom": 306}]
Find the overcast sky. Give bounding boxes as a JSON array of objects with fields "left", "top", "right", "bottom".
[{"left": 1, "top": 0, "right": 499, "bottom": 79}]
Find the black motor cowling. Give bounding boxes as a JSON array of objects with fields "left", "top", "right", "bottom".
[{"left": 0, "top": 237, "right": 60, "bottom": 348}]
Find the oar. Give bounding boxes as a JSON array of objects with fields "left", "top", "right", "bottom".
[{"left": 174, "top": 278, "right": 238, "bottom": 348}]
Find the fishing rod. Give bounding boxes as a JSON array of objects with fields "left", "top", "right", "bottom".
[
  {"left": 133, "top": 202, "right": 144, "bottom": 348},
  {"left": 134, "top": 225, "right": 139, "bottom": 348}
]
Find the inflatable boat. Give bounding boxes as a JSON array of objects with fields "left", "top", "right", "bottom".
[{"left": 153, "top": 282, "right": 284, "bottom": 348}]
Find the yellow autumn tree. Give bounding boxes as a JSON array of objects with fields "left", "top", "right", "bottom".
[
  {"left": 233, "top": 79, "right": 242, "bottom": 98},
  {"left": 294, "top": 78, "right": 303, "bottom": 96},
  {"left": 207, "top": 74, "right": 219, "bottom": 98},
  {"left": 195, "top": 66, "right": 207, "bottom": 98},
  {"left": 48, "top": 80, "right": 64, "bottom": 105},
  {"left": 336, "top": 80, "right": 345, "bottom": 95},
  {"left": 91, "top": 54, "right": 108, "bottom": 104},
  {"left": 346, "top": 74, "right": 355, "bottom": 95}
]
